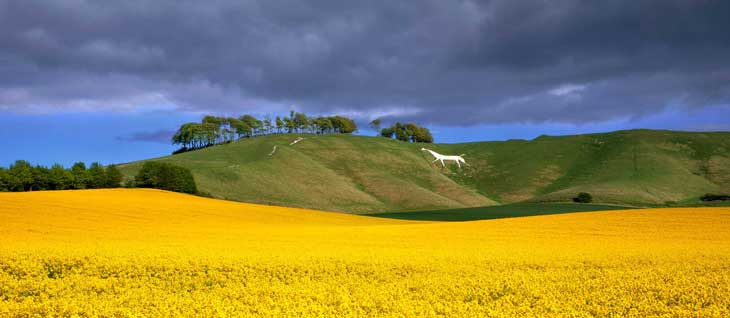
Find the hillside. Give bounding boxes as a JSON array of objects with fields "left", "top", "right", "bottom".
[
  {"left": 119, "top": 134, "right": 496, "bottom": 213},
  {"left": 118, "top": 129, "right": 730, "bottom": 212}
]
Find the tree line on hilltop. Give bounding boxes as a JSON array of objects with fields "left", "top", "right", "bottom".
[
  {"left": 0, "top": 160, "right": 122, "bottom": 192},
  {"left": 171, "top": 111, "right": 358, "bottom": 153}
]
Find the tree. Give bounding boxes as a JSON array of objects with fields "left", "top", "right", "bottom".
[
  {"left": 105, "top": 165, "right": 123, "bottom": 188},
  {"left": 412, "top": 126, "right": 433, "bottom": 143},
  {"left": 31, "top": 165, "right": 50, "bottom": 191},
  {"left": 71, "top": 162, "right": 88, "bottom": 189},
  {"left": 307, "top": 118, "right": 318, "bottom": 133},
  {"left": 240, "top": 115, "right": 259, "bottom": 136},
  {"left": 172, "top": 122, "right": 202, "bottom": 149},
  {"left": 202, "top": 115, "right": 223, "bottom": 143},
  {"left": 171, "top": 112, "right": 362, "bottom": 153},
  {"left": 8, "top": 160, "right": 34, "bottom": 191},
  {"left": 263, "top": 115, "right": 273, "bottom": 135},
  {"left": 228, "top": 118, "right": 249, "bottom": 139},
  {"left": 201, "top": 122, "right": 219, "bottom": 146},
  {"left": 87, "top": 162, "right": 106, "bottom": 189},
  {"left": 315, "top": 117, "right": 333, "bottom": 134},
  {"left": 218, "top": 117, "right": 240, "bottom": 142},
  {"left": 329, "top": 116, "right": 357, "bottom": 134},
  {"left": 369, "top": 118, "right": 382, "bottom": 135},
  {"left": 283, "top": 117, "right": 295, "bottom": 133},
  {"left": 573, "top": 192, "right": 593, "bottom": 203},
  {"left": 393, "top": 122, "right": 410, "bottom": 142},
  {"left": 293, "top": 112, "right": 308, "bottom": 133},
  {"left": 0, "top": 167, "right": 9, "bottom": 191},
  {"left": 225, "top": 118, "right": 244, "bottom": 141},
  {"left": 404, "top": 123, "right": 419, "bottom": 142},
  {"left": 236, "top": 121, "right": 253, "bottom": 138},
  {"left": 381, "top": 122, "right": 433, "bottom": 143},
  {"left": 135, "top": 161, "right": 197, "bottom": 194},
  {"left": 48, "top": 164, "right": 73, "bottom": 190},
  {"left": 275, "top": 116, "right": 283, "bottom": 133}
]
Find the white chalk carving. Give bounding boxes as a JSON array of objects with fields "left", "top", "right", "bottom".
[
  {"left": 421, "top": 148, "right": 468, "bottom": 168},
  {"left": 290, "top": 137, "right": 304, "bottom": 145},
  {"left": 268, "top": 145, "right": 278, "bottom": 156}
]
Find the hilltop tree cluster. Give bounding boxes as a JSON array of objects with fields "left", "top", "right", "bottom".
[
  {"left": 172, "top": 111, "right": 357, "bottom": 153},
  {"left": 380, "top": 122, "right": 434, "bottom": 143},
  {"left": 0, "top": 160, "right": 122, "bottom": 192}
]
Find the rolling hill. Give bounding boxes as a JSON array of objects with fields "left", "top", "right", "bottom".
[
  {"left": 118, "top": 129, "right": 730, "bottom": 213},
  {"left": 3, "top": 189, "right": 730, "bottom": 316}
]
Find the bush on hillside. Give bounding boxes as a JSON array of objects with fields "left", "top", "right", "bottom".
[
  {"left": 573, "top": 192, "right": 593, "bottom": 203},
  {"left": 700, "top": 194, "right": 730, "bottom": 202},
  {"left": 135, "top": 161, "right": 198, "bottom": 194}
]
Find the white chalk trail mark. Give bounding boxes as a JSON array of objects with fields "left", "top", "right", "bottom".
[
  {"left": 289, "top": 137, "right": 304, "bottom": 145},
  {"left": 268, "top": 145, "right": 278, "bottom": 156}
]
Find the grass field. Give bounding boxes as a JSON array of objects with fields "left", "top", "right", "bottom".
[
  {"left": 118, "top": 129, "right": 730, "bottom": 212},
  {"left": 2, "top": 189, "right": 730, "bottom": 317},
  {"left": 373, "top": 203, "right": 635, "bottom": 221}
]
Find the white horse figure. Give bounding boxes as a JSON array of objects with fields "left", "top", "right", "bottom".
[{"left": 421, "top": 148, "right": 468, "bottom": 168}]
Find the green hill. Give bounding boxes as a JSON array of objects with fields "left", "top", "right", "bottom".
[{"left": 118, "top": 129, "right": 730, "bottom": 213}]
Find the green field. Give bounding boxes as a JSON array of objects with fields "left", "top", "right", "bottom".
[
  {"left": 372, "top": 203, "right": 635, "bottom": 221},
  {"left": 119, "top": 129, "right": 730, "bottom": 213}
]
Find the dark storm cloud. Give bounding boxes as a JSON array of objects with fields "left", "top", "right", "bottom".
[
  {"left": 1, "top": 0, "right": 729, "bottom": 125},
  {"left": 116, "top": 129, "right": 175, "bottom": 144}
]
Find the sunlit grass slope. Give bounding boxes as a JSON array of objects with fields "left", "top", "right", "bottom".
[
  {"left": 118, "top": 129, "right": 730, "bottom": 212},
  {"left": 436, "top": 129, "right": 730, "bottom": 205},
  {"left": 119, "top": 134, "right": 495, "bottom": 213},
  {"left": 2, "top": 189, "right": 730, "bottom": 317}
]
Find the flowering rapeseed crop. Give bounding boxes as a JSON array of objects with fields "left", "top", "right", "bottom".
[{"left": 1, "top": 189, "right": 729, "bottom": 317}]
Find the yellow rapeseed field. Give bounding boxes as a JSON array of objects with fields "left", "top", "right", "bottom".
[{"left": 1, "top": 189, "right": 729, "bottom": 317}]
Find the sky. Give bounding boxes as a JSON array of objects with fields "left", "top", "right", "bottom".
[{"left": 1, "top": 1, "right": 729, "bottom": 167}]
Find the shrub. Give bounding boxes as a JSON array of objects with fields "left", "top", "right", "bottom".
[
  {"left": 700, "top": 194, "right": 730, "bottom": 202},
  {"left": 135, "top": 162, "right": 198, "bottom": 194},
  {"left": 573, "top": 192, "right": 593, "bottom": 203}
]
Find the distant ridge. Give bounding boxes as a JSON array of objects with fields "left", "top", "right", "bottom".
[{"left": 119, "top": 129, "right": 730, "bottom": 213}]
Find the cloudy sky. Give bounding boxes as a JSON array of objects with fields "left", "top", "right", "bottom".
[{"left": 1, "top": 0, "right": 730, "bottom": 166}]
